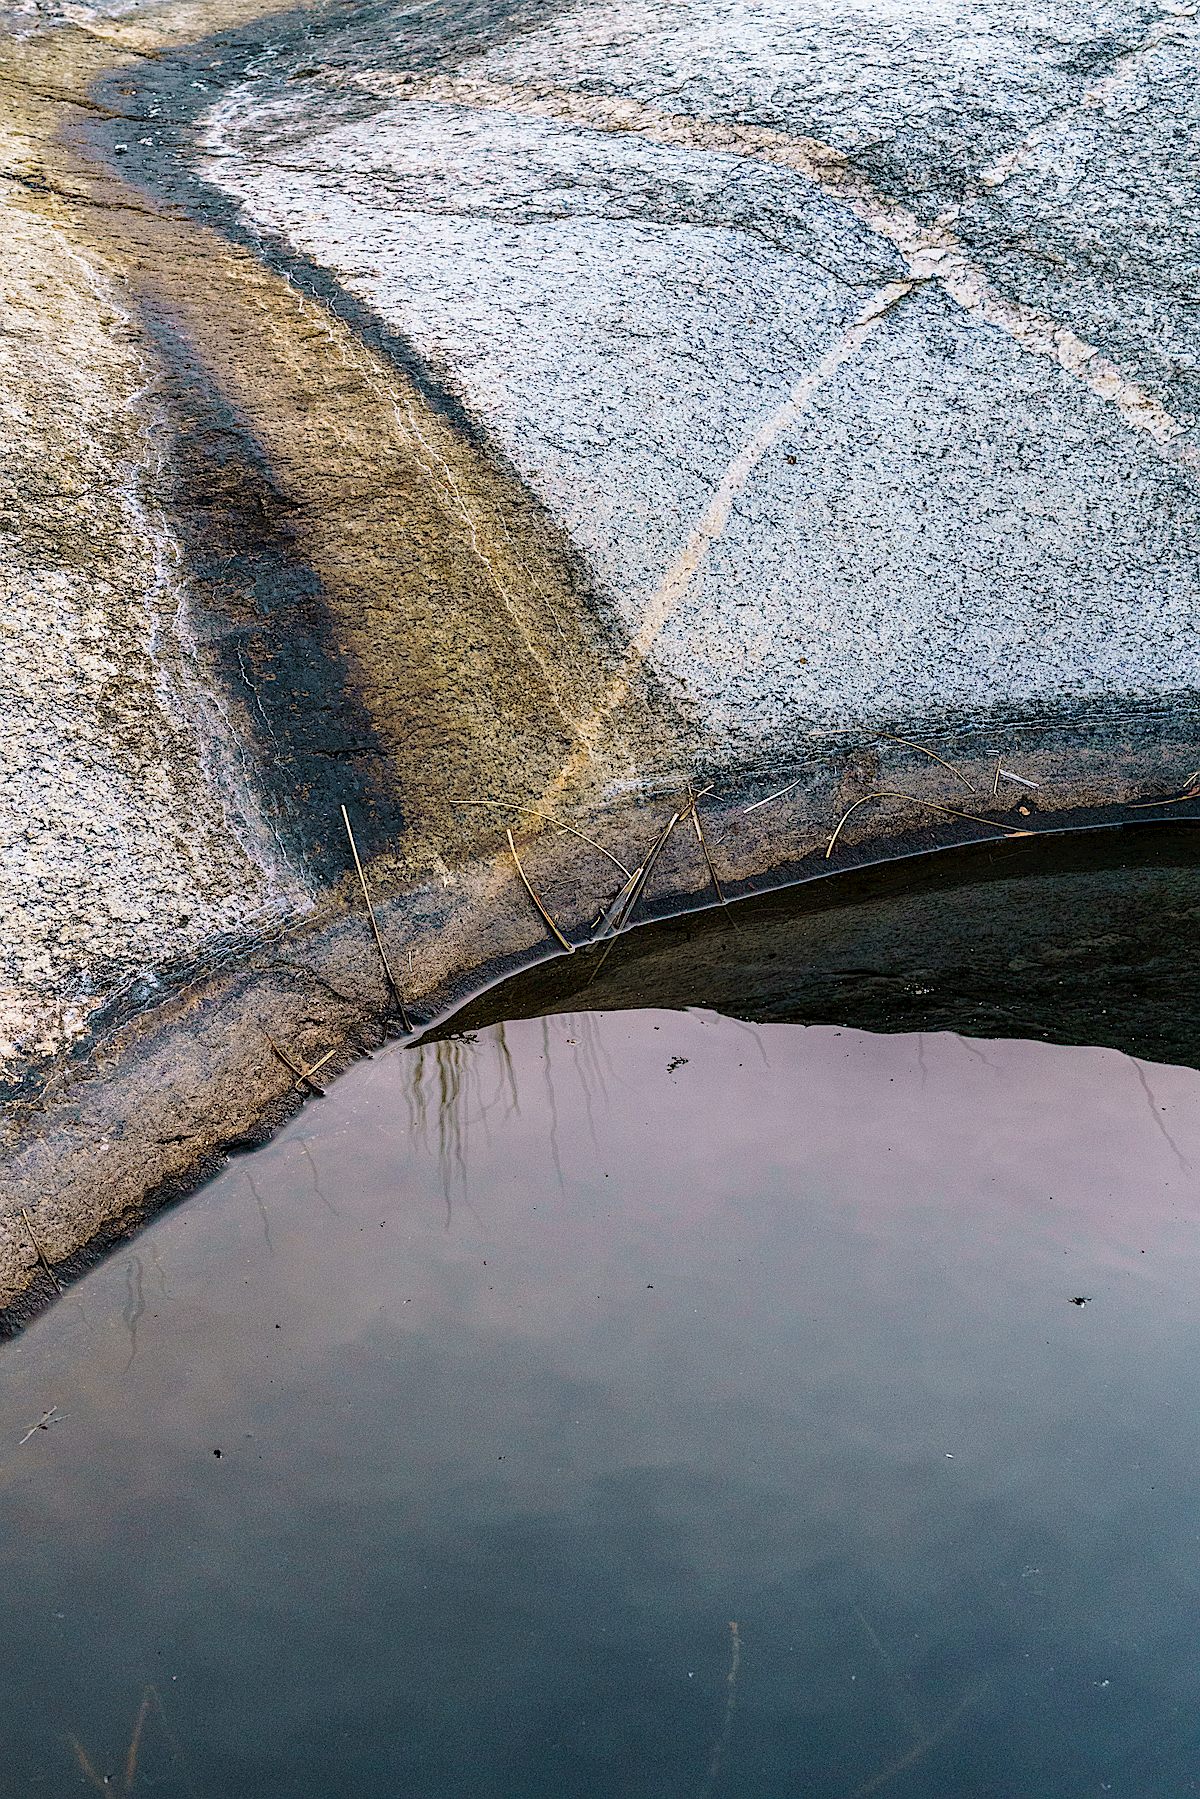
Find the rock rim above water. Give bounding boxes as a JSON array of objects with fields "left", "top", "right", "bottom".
[{"left": 1, "top": 0, "right": 1199, "bottom": 1311}]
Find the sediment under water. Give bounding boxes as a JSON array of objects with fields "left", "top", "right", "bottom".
[{"left": 1, "top": 1002, "right": 1198, "bottom": 1797}]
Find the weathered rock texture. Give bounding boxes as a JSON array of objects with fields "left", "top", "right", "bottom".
[{"left": 1, "top": 0, "right": 1198, "bottom": 1310}]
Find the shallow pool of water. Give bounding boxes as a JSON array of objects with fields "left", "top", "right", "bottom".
[{"left": 2, "top": 1007, "right": 1199, "bottom": 1796}]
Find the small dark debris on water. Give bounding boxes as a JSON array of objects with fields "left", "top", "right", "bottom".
[
  {"left": 667, "top": 1056, "right": 689, "bottom": 1072},
  {"left": 1069, "top": 1296, "right": 1092, "bottom": 1307},
  {"left": 213, "top": 1448, "right": 223, "bottom": 1458}
]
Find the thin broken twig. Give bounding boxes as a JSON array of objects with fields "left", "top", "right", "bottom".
[
  {"left": 506, "top": 829, "right": 575, "bottom": 953},
  {"left": 996, "top": 766, "right": 1040, "bottom": 790},
  {"left": 20, "top": 1208, "right": 61, "bottom": 1294},
  {"left": 826, "top": 790, "right": 1027, "bottom": 859},
  {"left": 264, "top": 1033, "right": 333, "bottom": 1096},
  {"left": 19, "top": 1406, "right": 63, "bottom": 1446},
  {"left": 340, "top": 804, "right": 412, "bottom": 1031}
]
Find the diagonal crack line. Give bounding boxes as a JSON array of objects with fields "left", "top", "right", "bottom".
[
  {"left": 348, "top": 70, "right": 1200, "bottom": 480},
  {"left": 538, "top": 277, "right": 917, "bottom": 805}
]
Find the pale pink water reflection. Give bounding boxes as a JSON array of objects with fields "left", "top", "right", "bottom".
[{"left": 1, "top": 1010, "right": 1198, "bottom": 1797}]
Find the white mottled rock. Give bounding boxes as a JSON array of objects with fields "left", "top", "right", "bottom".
[
  {"left": 0, "top": 187, "right": 297, "bottom": 1072},
  {"left": 201, "top": 0, "right": 1200, "bottom": 757}
]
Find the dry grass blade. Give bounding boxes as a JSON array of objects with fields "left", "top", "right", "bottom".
[
  {"left": 825, "top": 790, "right": 1027, "bottom": 859},
  {"left": 587, "top": 809, "right": 683, "bottom": 984},
  {"left": 20, "top": 1208, "right": 61, "bottom": 1294},
  {"left": 144, "top": 1687, "right": 203, "bottom": 1799},
  {"left": 633, "top": 808, "right": 683, "bottom": 909},
  {"left": 341, "top": 804, "right": 412, "bottom": 1030},
  {"left": 265, "top": 1032, "right": 304, "bottom": 1080},
  {"left": 690, "top": 794, "right": 738, "bottom": 929},
  {"left": 586, "top": 793, "right": 703, "bottom": 938},
  {"left": 595, "top": 864, "right": 644, "bottom": 938},
  {"left": 699, "top": 1621, "right": 742, "bottom": 1799},
  {"left": 590, "top": 796, "right": 699, "bottom": 941},
  {"left": 997, "top": 766, "right": 1040, "bottom": 789},
  {"left": 506, "top": 828, "right": 575, "bottom": 953},
  {"left": 68, "top": 1683, "right": 168, "bottom": 1799},
  {"left": 1128, "top": 782, "right": 1200, "bottom": 809},
  {"left": 743, "top": 776, "right": 805, "bottom": 815},
  {"left": 455, "top": 799, "right": 631, "bottom": 876},
  {"left": 879, "top": 734, "right": 976, "bottom": 790},
  {"left": 67, "top": 1684, "right": 200, "bottom": 1799},
  {"left": 849, "top": 1682, "right": 986, "bottom": 1798}
]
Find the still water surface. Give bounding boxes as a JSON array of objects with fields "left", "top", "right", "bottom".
[{"left": 2, "top": 1008, "right": 1199, "bottom": 1796}]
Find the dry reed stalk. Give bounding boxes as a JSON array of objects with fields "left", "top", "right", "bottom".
[
  {"left": 595, "top": 809, "right": 682, "bottom": 940},
  {"left": 506, "top": 828, "right": 575, "bottom": 953},
  {"left": 340, "top": 804, "right": 412, "bottom": 1030},
  {"left": 825, "top": 790, "right": 1027, "bottom": 859}
]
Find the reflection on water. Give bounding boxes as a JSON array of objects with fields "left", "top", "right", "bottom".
[
  {"left": 1, "top": 1008, "right": 1199, "bottom": 1797},
  {"left": 405, "top": 1016, "right": 622, "bottom": 1218}
]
